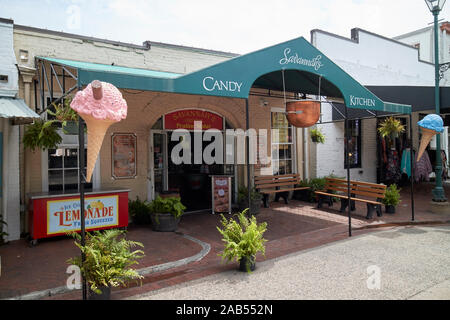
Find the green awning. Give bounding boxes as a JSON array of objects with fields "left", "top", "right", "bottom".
[
  {"left": 37, "top": 36, "right": 411, "bottom": 114},
  {"left": 0, "top": 97, "right": 40, "bottom": 124}
]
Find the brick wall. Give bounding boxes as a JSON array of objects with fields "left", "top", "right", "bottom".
[
  {"left": 312, "top": 102, "right": 378, "bottom": 183},
  {"left": 13, "top": 28, "right": 236, "bottom": 75}
]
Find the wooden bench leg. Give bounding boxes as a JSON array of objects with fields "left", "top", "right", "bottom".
[{"left": 262, "top": 194, "right": 269, "bottom": 208}]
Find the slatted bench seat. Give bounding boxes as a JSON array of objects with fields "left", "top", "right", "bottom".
[
  {"left": 255, "top": 174, "right": 309, "bottom": 208},
  {"left": 314, "top": 177, "right": 387, "bottom": 219}
]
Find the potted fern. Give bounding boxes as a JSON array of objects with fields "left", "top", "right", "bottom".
[
  {"left": 382, "top": 184, "right": 401, "bottom": 214},
  {"left": 147, "top": 196, "right": 186, "bottom": 232},
  {"left": 67, "top": 229, "right": 144, "bottom": 300},
  {"left": 216, "top": 209, "right": 267, "bottom": 273},
  {"left": 129, "top": 197, "right": 152, "bottom": 225},
  {"left": 310, "top": 128, "right": 325, "bottom": 143},
  {"left": 237, "top": 186, "right": 262, "bottom": 214},
  {"left": 22, "top": 119, "right": 62, "bottom": 151}
]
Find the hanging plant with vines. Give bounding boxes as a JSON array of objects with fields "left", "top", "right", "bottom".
[{"left": 22, "top": 119, "right": 62, "bottom": 151}]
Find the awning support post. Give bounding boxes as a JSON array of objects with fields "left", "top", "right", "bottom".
[
  {"left": 409, "top": 113, "right": 415, "bottom": 221},
  {"left": 246, "top": 98, "right": 251, "bottom": 215},
  {"left": 77, "top": 84, "right": 87, "bottom": 300},
  {"left": 345, "top": 106, "right": 352, "bottom": 237}
]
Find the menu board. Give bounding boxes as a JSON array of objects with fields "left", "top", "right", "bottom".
[
  {"left": 212, "top": 176, "right": 231, "bottom": 214},
  {"left": 112, "top": 133, "right": 137, "bottom": 179}
]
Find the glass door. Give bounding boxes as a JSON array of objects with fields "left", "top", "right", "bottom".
[{"left": 148, "top": 131, "right": 168, "bottom": 201}]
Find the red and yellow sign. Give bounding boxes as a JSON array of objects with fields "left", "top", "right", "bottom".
[
  {"left": 28, "top": 191, "right": 129, "bottom": 240},
  {"left": 164, "top": 109, "right": 223, "bottom": 130}
]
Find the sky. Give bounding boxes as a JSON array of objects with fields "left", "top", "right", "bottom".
[{"left": 1, "top": 0, "right": 449, "bottom": 54}]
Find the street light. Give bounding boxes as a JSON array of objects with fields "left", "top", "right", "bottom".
[{"left": 425, "top": 0, "right": 448, "bottom": 202}]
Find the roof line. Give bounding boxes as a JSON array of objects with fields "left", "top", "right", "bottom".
[
  {"left": 393, "top": 21, "right": 450, "bottom": 40},
  {"left": 311, "top": 27, "right": 434, "bottom": 66},
  {"left": 12, "top": 22, "right": 239, "bottom": 57}
]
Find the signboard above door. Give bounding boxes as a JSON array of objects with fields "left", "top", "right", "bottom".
[{"left": 164, "top": 109, "right": 223, "bottom": 130}]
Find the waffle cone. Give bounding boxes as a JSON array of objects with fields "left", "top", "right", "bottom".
[
  {"left": 82, "top": 114, "right": 117, "bottom": 182},
  {"left": 417, "top": 127, "right": 437, "bottom": 162}
]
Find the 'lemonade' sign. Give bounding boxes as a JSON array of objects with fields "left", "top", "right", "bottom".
[{"left": 47, "top": 195, "right": 119, "bottom": 235}]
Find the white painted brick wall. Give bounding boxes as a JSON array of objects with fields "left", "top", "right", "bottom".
[
  {"left": 0, "top": 21, "right": 18, "bottom": 96},
  {"left": 0, "top": 20, "right": 21, "bottom": 241},
  {"left": 312, "top": 102, "right": 378, "bottom": 183}
]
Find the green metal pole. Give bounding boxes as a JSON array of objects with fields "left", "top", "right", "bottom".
[{"left": 431, "top": 9, "right": 447, "bottom": 202}]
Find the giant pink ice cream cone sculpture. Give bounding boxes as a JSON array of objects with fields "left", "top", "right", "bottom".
[
  {"left": 417, "top": 114, "right": 444, "bottom": 162},
  {"left": 70, "top": 80, "right": 127, "bottom": 182}
]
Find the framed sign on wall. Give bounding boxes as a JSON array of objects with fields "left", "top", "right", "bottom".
[{"left": 112, "top": 133, "right": 137, "bottom": 179}]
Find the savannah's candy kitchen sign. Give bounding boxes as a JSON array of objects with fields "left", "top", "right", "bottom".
[{"left": 47, "top": 195, "right": 119, "bottom": 235}]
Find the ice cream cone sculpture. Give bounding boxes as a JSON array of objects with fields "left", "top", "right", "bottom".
[
  {"left": 70, "top": 80, "right": 127, "bottom": 182},
  {"left": 417, "top": 114, "right": 444, "bottom": 162}
]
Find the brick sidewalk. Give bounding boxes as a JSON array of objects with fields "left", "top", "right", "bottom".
[{"left": 2, "top": 182, "right": 449, "bottom": 300}]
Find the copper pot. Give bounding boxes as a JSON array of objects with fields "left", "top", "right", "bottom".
[{"left": 285, "top": 100, "right": 320, "bottom": 128}]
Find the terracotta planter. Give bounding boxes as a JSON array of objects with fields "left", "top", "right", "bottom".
[{"left": 285, "top": 100, "right": 320, "bottom": 128}]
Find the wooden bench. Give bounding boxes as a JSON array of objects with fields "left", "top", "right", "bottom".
[
  {"left": 314, "top": 177, "right": 387, "bottom": 219},
  {"left": 254, "top": 174, "right": 309, "bottom": 208}
]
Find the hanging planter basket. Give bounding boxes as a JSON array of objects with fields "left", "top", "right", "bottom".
[
  {"left": 285, "top": 100, "right": 321, "bottom": 128},
  {"left": 62, "top": 121, "right": 79, "bottom": 135}
]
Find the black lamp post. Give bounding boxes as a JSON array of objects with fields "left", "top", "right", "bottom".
[{"left": 425, "top": 0, "right": 448, "bottom": 202}]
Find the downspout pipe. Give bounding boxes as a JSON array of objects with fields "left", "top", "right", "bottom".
[{"left": 2, "top": 119, "right": 9, "bottom": 241}]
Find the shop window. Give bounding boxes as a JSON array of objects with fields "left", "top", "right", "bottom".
[
  {"left": 344, "top": 119, "right": 362, "bottom": 169},
  {"left": 48, "top": 147, "right": 92, "bottom": 192},
  {"left": 271, "top": 111, "right": 295, "bottom": 175}
]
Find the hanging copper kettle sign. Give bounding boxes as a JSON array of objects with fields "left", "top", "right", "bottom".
[{"left": 285, "top": 100, "right": 321, "bottom": 128}]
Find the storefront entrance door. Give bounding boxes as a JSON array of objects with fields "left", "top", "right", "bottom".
[{"left": 148, "top": 130, "right": 168, "bottom": 201}]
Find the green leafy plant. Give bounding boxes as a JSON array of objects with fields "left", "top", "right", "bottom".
[
  {"left": 216, "top": 209, "right": 267, "bottom": 273},
  {"left": 147, "top": 196, "right": 186, "bottom": 224},
  {"left": 237, "top": 186, "right": 262, "bottom": 203},
  {"left": 382, "top": 184, "right": 401, "bottom": 206},
  {"left": 46, "top": 97, "right": 79, "bottom": 135},
  {"left": 310, "top": 128, "right": 325, "bottom": 144},
  {"left": 129, "top": 197, "right": 152, "bottom": 225},
  {"left": 378, "top": 117, "right": 405, "bottom": 139},
  {"left": 47, "top": 97, "right": 78, "bottom": 122},
  {"left": 22, "top": 119, "right": 62, "bottom": 151},
  {"left": 67, "top": 229, "right": 144, "bottom": 294}
]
